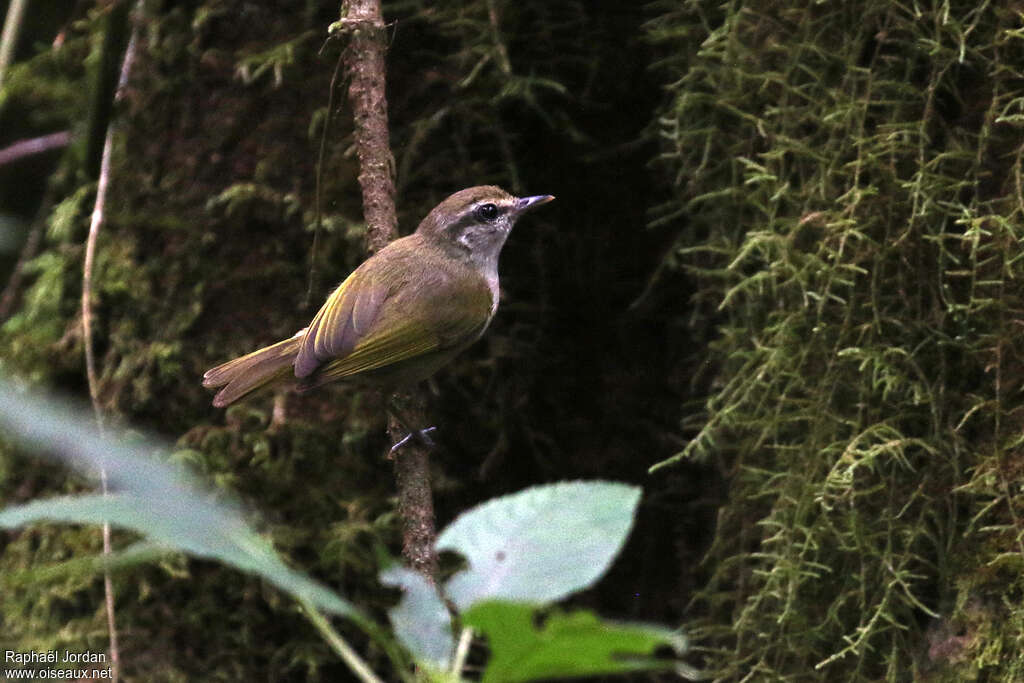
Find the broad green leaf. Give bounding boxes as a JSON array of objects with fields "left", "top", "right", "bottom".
[
  {"left": 463, "top": 601, "right": 691, "bottom": 682},
  {"left": 437, "top": 481, "right": 641, "bottom": 610},
  {"left": 0, "top": 383, "right": 356, "bottom": 617},
  {"left": 379, "top": 565, "right": 453, "bottom": 671}
]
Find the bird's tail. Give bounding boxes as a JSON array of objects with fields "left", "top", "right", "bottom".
[{"left": 203, "top": 334, "right": 302, "bottom": 407}]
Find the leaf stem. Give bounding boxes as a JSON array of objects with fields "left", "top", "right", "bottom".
[
  {"left": 300, "top": 599, "right": 387, "bottom": 683},
  {"left": 450, "top": 627, "right": 473, "bottom": 676}
]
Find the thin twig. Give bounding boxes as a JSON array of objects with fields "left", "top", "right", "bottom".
[
  {"left": 82, "top": 87, "right": 122, "bottom": 683},
  {"left": 82, "top": 142, "right": 110, "bottom": 423},
  {"left": 81, "top": 6, "right": 142, "bottom": 681},
  {"left": 0, "top": 0, "right": 27, "bottom": 88},
  {"left": 340, "top": 0, "right": 439, "bottom": 580},
  {"left": 0, "top": 131, "right": 73, "bottom": 167},
  {"left": 305, "top": 47, "right": 346, "bottom": 310},
  {"left": 451, "top": 627, "right": 474, "bottom": 675}
]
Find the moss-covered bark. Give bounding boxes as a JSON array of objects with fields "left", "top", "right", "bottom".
[{"left": 650, "top": 0, "right": 1024, "bottom": 679}]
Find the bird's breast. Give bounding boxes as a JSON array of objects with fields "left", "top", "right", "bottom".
[{"left": 485, "top": 271, "right": 499, "bottom": 317}]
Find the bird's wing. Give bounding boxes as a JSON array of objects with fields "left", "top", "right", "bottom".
[
  {"left": 294, "top": 263, "right": 388, "bottom": 378},
  {"left": 294, "top": 260, "right": 493, "bottom": 381}
]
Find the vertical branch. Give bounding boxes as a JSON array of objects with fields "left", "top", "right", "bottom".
[
  {"left": 389, "top": 389, "right": 439, "bottom": 578},
  {"left": 0, "top": 0, "right": 28, "bottom": 88},
  {"left": 341, "top": 0, "right": 397, "bottom": 255},
  {"left": 82, "top": 113, "right": 121, "bottom": 683},
  {"left": 339, "top": 0, "right": 439, "bottom": 580},
  {"left": 81, "top": 4, "right": 142, "bottom": 680}
]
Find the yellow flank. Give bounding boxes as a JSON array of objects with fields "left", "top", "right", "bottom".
[
  {"left": 318, "top": 321, "right": 441, "bottom": 379},
  {"left": 320, "top": 276, "right": 352, "bottom": 345}
]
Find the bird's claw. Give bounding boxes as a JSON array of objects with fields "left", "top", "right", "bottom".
[{"left": 389, "top": 426, "right": 437, "bottom": 456}]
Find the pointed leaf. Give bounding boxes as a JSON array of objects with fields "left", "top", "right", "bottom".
[{"left": 380, "top": 566, "right": 454, "bottom": 670}]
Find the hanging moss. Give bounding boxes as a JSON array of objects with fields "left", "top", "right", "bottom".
[{"left": 649, "top": 0, "right": 1024, "bottom": 679}]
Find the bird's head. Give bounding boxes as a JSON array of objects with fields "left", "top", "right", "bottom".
[{"left": 417, "top": 186, "right": 554, "bottom": 267}]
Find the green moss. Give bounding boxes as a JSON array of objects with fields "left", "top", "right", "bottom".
[
  {"left": 649, "top": 0, "right": 1024, "bottom": 679},
  {"left": 234, "top": 31, "right": 316, "bottom": 87},
  {"left": 0, "top": 33, "right": 91, "bottom": 130}
]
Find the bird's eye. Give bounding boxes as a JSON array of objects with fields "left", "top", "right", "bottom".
[{"left": 474, "top": 203, "right": 499, "bottom": 222}]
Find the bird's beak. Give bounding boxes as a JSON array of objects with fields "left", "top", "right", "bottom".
[{"left": 514, "top": 194, "right": 555, "bottom": 214}]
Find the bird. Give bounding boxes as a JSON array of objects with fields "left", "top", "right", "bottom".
[{"left": 203, "top": 185, "right": 554, "bottom": 441}]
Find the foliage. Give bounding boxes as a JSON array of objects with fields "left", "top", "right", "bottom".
[
  {"left": 383, "top": 480, "right": 689, "bottom": 679},
  {"left": 437, "top": 480, "right": 640, "bottom": 609},
  {"left": 0, "top": 387, "right": 688, "bottom": 680},
  {"left": 379, "top": 565, "right": 454, "bottom": 671},
  {"left": 648, "top": 0, "right": 1024, "bottom": 679},
  {"left": 0, "top": 383, "right": 356, "bottom": 617},
  {"left": 462, "top": 601, "right": 690, "bottom": 683}
]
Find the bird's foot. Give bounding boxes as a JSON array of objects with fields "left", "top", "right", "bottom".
[{"left": 389, "top": 426, "right": 437, "bottom": 456}]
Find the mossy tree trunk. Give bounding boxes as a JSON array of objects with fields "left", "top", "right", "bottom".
[{"left": 650, "top": 1, "right": 1024, "bottom": 679}]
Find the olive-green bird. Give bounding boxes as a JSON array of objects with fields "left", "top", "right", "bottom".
[{"left": 203, "top": 186, "right": 554, "bottom": 409}]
